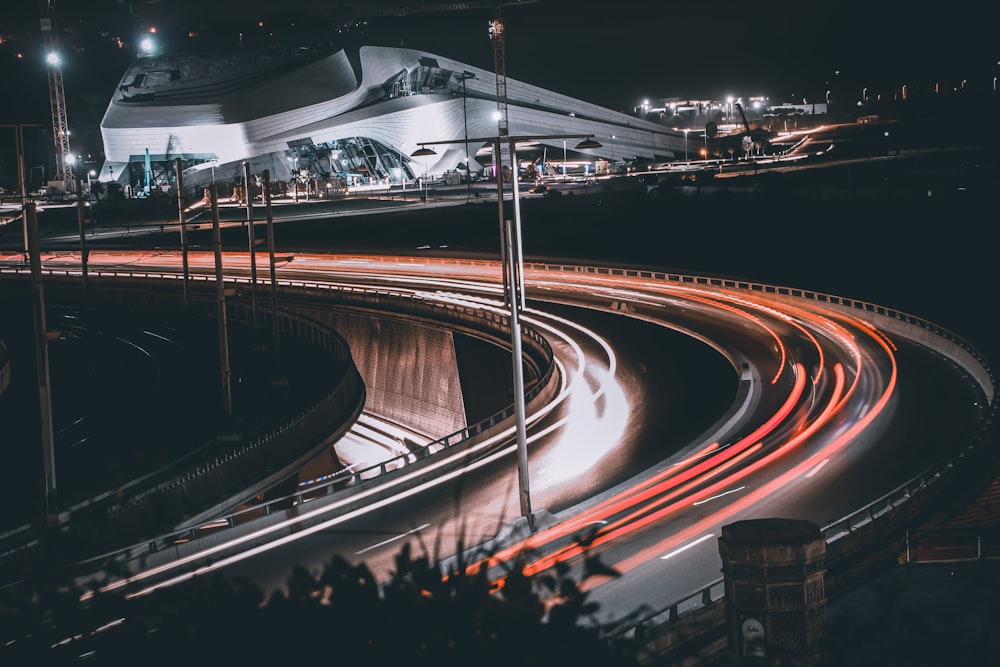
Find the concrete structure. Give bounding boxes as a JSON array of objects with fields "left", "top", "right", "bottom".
[
  {"left": 98, "top": 45, "right": 685, "bottom": 195},
  {"left": 719, "top": 518, "right": 827, "bottom": 664}
]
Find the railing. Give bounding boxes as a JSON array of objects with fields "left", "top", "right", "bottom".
[
  {"left": 0, "top": 263, "right": 559, "bottom": 584},
  {"left": 549, "top": 263, "right": 997, "bottom": 660},
  {"left": 0, "top": 277, "right": 368, "bottom": 571},
  {"left": 903, "top": 525, "right": 1000, "bottom": 563}
]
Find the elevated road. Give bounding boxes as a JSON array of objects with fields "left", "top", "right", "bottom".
[
  {"left": 2, "top": 250, "right": 991, "bottom": 635},
  {"left": 1, "top": 156, "right": 996, "bottom": 659}
]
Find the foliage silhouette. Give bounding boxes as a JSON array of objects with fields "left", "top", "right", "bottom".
[{"left": 1, "top": 532, "right": 642, "bottom": 666}]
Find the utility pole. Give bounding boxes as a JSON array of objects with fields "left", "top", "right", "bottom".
[
  {"left": 490, "top": 12, "right": 533, "bottom": 533},
  {"left": 41, "top": 1, "right": 72, "bottom": 189},
  {"left": 26, "top": 202, "right": 58, "bottom": 525},
  {"left": 74, "top": 171, "right": 88, "bottom": 300},
  {"left": 210, "top": 186, "right": 233, "bottom": 418},
  {"left": 175, "top": 158, "right": 190, "bottom": 306},
  {"left": 243, "top": 161, "right": 258, "bottom": 328},
  {"left": 2, "top": 123, "right": 41, "bottom": 261},
  {"left": 262, "top": 170, "right": 281, "bottom": 364}
]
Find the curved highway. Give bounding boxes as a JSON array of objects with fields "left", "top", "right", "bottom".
[{"left": 4, "top": 249, "right": 989, "bottom": 626}]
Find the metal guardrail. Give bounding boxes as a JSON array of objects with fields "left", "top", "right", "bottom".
[
  {"left": 538, "top": 263, "right": 998, "bottom": 651},
  {"left": 904, "top": 525, "right": 1000, "bottom": 563},
  {"left": 0, "top": 263, "right": 559, "bottom": 581},
  {"left": 0, "top": 275, "right": 367, "bottom": 572}
]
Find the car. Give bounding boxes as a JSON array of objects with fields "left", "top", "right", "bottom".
[{"left": 527, "top": 185, "right": 549, "bottom": 194}]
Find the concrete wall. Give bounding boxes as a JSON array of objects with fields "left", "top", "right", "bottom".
[{"left": 308, "top": 310, "right": 468, "bottom": 438}]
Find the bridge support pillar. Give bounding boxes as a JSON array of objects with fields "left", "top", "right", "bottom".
[{"left": 719, "top": 518, "right": 826, "bottom": 665}]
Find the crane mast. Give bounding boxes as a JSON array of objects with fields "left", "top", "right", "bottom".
[{"left": 41, "top": 1, "right": 72, "bottom": 188}]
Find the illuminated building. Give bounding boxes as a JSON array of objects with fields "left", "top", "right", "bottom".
[{"left": 99, "top": 44, "right": 684, "bottom": 193}]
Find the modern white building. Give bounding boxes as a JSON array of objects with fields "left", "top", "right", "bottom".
[{"left": 99, "top": 44, "right": 685, "bottom": 195}]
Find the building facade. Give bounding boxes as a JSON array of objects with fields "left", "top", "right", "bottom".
[{"left": 99, "top": 44, "right": 685, "bottom": 196}]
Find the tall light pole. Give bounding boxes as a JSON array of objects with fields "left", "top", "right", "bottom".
[
  {"left": 243, "top": 161, "right": 258, "bottom": 328},
  {"left": 210, "top": 183, "right": 232, "bottom": 418},
  {"left": 74, "top": 171, "right": 88, "bottom": 300},
  {"left": 175, "top": 158, "right": 190, "bottom": 305},
  {"left": 562, "top": 139, "right": 567, "bottom": 182},
  {"left": 262, "top": 169, "right": 281, "bottom": 364},
  {"left": 460, "top": 71, "right": 476, "bottom": 200},
  {"left": 413, "top": 132, "right": 601, "bottom": 533},
  {"left": 26, "top": 201, "right": 58, "bottom": 526},
  {"left": 2, "top": 123, "right": 41, "bottom": 261},
  {"left": 410, "top": 150, "right": 430, "bottom": 202}
]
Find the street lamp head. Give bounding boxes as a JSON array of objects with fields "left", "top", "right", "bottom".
[
  {"left": 411, "top": 147, "right": 436, "bottom": 157},
  {"left": 574, "top": 138, "right": 602, "bottom": 150}
]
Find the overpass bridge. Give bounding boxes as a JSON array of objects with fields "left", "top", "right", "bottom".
[
  {"left": 0, "top": 265, "right": 560, "bottom": 593},
  {"left": 2, "top": 251, "right": 996, "bottom": 664}
]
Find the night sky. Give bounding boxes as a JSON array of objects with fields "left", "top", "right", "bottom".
[{"left": 0, "top": 0, "right": 996, "bottom": 182}]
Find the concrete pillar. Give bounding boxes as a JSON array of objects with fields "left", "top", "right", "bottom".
[{"left": 719, "top": 518, "right": 826, "bottom": 664}]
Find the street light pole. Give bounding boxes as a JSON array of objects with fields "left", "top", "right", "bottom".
[
  {"left": 462, "top": 71, "right": 474, "bottom": 201},
  {"left": 262, "top": 169, "right": 281, "bottom": 365},
  {"left": 412, "top": 132, "right": 601, "bottom": 533},
  {"left": 562, "top": 139, "right": 567, "bottom": 182},
  {"left": 3, "top": 123, "right": 41, "bottom": 261},
  {"left": 209, "top": 184, "right": 232, "bottom": 418},
  {"left": 243, "top": 161, "right": 258, "bottom": 328},
  {"left": 175, "top": 158, "right": 190, "bottom": 306},
  {"left": 74, "top": 171, "right": 88, "bottom": 300},
  {"left": 26, "top": 201, "right": 58, "bottom": 525},
  {"left": 505, "top": 137, "right": 531, "bottom": 527}
]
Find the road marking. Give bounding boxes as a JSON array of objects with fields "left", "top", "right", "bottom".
[
  {"left": 692, "top": 486, "right": 745, "bottom": 506},
  {"left": 806, "top": 459, "right": 829, "bottom": 478},
  {"left": 660, "top": 534, "right": 715, "bottom": 560}
]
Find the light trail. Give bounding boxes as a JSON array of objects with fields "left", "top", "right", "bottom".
[{"left": 0, "top": 250, "right": 916, "bottom": 611}]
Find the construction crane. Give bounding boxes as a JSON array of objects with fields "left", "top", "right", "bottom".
[
  {"left": 40, "top": 0, "right": 73, "bottom": 189},
  {"left": 488, "top": 2, "right": 537, "bottom": 162}
]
